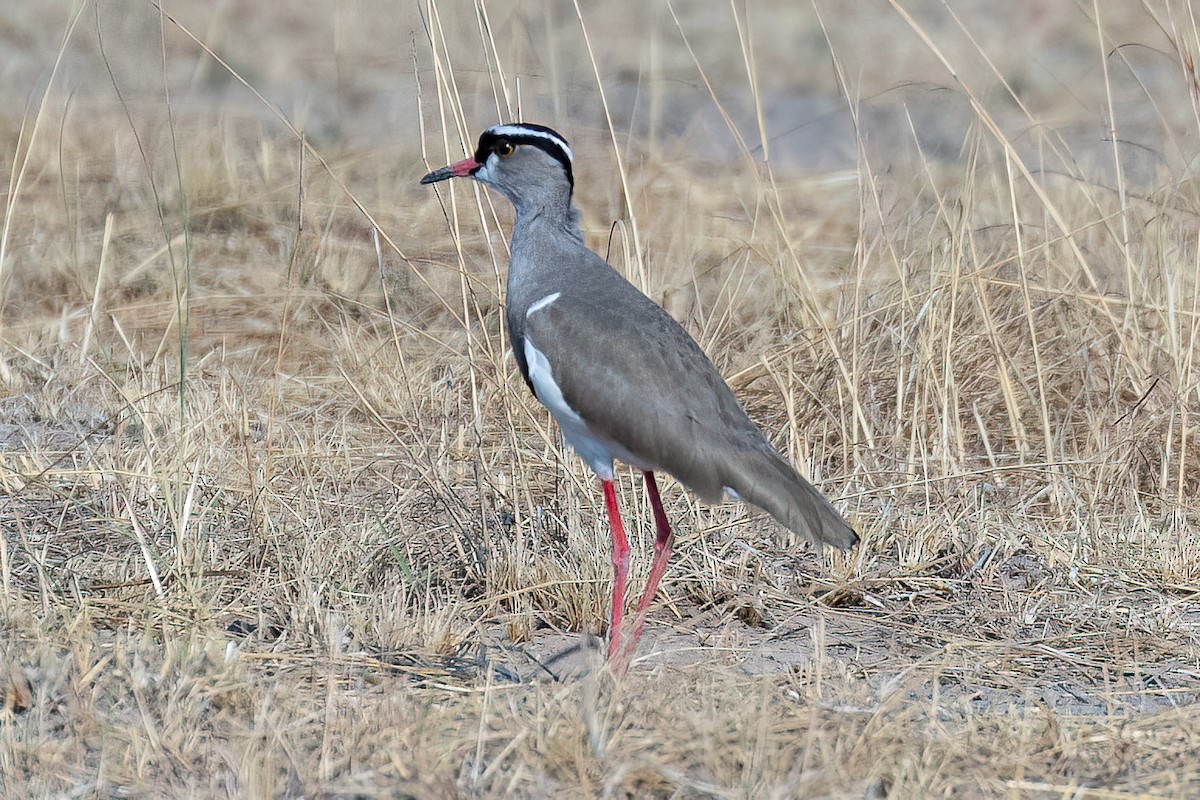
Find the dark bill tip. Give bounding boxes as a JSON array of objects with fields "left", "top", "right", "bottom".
[{"left": 419, "top": 166, "right": 456, "bottom": 185}]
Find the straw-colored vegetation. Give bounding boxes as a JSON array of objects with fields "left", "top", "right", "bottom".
[{"left": 2, "top": 1, "right": 1198, "bottom": 797}]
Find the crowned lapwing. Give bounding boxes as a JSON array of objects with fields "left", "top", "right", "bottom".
[{"left": 421, "top": 123, "right": 857, "bottom": 668}]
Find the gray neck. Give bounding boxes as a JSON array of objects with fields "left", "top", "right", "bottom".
[
  {"left": 509, "top": 187, "right": 583, "bottom": 243},
  {"left": 506, "top": 190, "right": 588, "bottom": 319}
]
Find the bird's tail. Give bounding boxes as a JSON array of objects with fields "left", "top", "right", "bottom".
[{"left": 727, "top": 447, "right": 858, "bottom": 551}]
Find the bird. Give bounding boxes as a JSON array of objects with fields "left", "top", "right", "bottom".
[{"left": 420, "top": 123, "right": 857, "bottom": 668}]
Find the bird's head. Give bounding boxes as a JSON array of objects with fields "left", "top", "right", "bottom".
[{"left": 420, "top": 123, "right": 574, "bottom": 208}]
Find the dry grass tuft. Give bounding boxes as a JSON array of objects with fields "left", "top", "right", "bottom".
[{"left": 2, "top": 1, "right": 1200, "bottom": 796}]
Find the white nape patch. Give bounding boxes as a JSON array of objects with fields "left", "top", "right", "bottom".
[
  {"left": 723, "top": 486, "right": 743, "bottom": 502},
  {"left": 524, "top": 337, "right": 614, "bottom": 480},
  {"left": 486, "top": 125, "right": 574, "bottom": 162},
  {"left": 525, "top": 292, "right": 561, "bottom": 319}
]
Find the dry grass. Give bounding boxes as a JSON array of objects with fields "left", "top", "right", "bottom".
[{"left": 2, "top": 0, "right": 1200, "bottom": 797}]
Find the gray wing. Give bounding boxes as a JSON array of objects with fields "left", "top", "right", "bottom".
[
  {"left": 522, "top": 286, "right": 858, "bottom": 550},
  {"left": 523, "top": 287, "right": 766, "bottom": 502}
]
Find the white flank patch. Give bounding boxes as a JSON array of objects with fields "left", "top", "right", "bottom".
[
  {"left": 526, "top": 292, "right": 561, "bottom": 318},
  {"left": 523, "top": 337, "right": 614, "bottom": 480},
  {"left": 723, "top": 486, "right": 743, "bottom": 502},
  {"left": 485, "top": 124, "right": 574, "bottom": 162}
]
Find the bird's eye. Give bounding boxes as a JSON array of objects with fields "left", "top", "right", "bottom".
[{"left": 494, "top": 141, "right": 515, "bottom": 157}]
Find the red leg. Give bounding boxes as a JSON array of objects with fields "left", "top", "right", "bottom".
[
  {"left": 622, "top": 471, "right": 676, "bottom": 659},
  {"left": 601, "top": 478, "right": 630, "bottom": 662}
]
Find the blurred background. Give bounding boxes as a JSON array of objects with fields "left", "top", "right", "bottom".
[
  {"left": 3, "top": 0, "right": 1192, "bottom": 361},
  {"left": 2, "top": 1, "right": 1189, "bottom": 181}
]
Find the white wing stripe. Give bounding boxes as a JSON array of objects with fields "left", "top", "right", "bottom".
[{"left": 526, "top": 292, "right": 561, "bottom": 318}]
